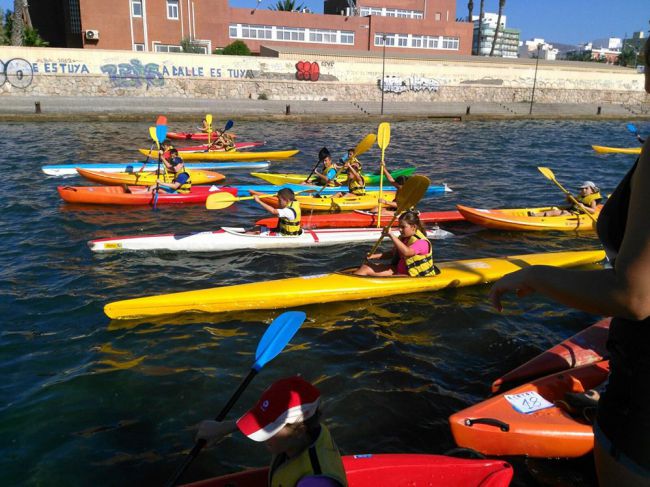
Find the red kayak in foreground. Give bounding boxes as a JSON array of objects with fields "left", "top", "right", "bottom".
[
  {"left": 182, "top": 453, "right": 513, "bottom": 487},
  {"left": 256, "top": 210, "right": 464, "bottom": 229},
  {"left": 174, "top": 141, "right": 265, "bottom": 152},
  {"left": 58, "top": 185, "right": 237, "bottom": 206},
  {"left": 491, "top": 317, "right": 611, "bottom": 393}
]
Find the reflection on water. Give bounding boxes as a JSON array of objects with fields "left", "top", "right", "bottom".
[{"left": 1, "top": 119, "right": 639, "bottom": 486}]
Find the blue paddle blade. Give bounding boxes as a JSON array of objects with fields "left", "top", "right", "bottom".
[
  {"left": 253, "top": 311, "right": 306, "bottom": 371},
  {"left": 156, "top": 124, "right": 168, "bottom": 143},
  {"left": 626, "top": 123, "right": 638, "bottom": 135},
  {"left": 224, "top": 120, "right": 234, "bottom": 132}
]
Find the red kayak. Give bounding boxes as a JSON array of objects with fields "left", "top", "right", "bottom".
[
  {"left": 182, "top": 453, "right": 513, "bottom": 487},
  {"left": 491, "top": 317, "right": 611, "bottom": 393},
  {"left": 168, "top": 131, "right": 236, "bottom": 141},
  {"left": 58, "top": 185, "right": 237, "bottom": 206},
  {"left": 256, "top": 210, "right": 464, "bottom": 229},
  {"left": 175, "top": 141, "right": 265, "bottom": 152}
]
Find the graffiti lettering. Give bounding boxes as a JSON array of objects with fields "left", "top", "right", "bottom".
[
  {"left": 0, "top": 58, "right": 35, "bottom": 89},
  {"left": 295, "top": 61, "right": 319, "bottom": 81},
  {"left": 378, "top": 75, "right": 440, "bottom": 94},
  {"left": 320, "top": 61, "right": 335, "bottom": 68},
  {"left": 100, "top": 59, "right": 164, "bottom": 88},
  {"left": 43, "top": 62, "right": 90, "bottom": 74}
]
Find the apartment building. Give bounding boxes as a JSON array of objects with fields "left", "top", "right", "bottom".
[
  {"left": 472, "top": 12, "right": 520, "bottom": 58},
  {"left": 28, "top": 0, "right": 472, "bottom": 56}
]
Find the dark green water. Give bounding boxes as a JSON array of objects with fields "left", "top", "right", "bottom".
[{"left": 0, "top": 119, "right": 640, "bottom": 486}]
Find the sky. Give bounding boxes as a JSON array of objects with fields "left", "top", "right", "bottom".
[{"left": 1, "top": 0, "right": 647, "bottom": 46}]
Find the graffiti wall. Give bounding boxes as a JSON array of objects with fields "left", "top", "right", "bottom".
[{"left": 0, "top": 45, "right": 645, "bottom": 103}]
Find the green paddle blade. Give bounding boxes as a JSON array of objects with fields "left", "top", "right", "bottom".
[{"left": 377, "top": 122, "right": 391, "bottom": 149}]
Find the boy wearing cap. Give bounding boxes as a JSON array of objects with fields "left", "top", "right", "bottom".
[
  {"left": 197, "top": 376, "right": 347, "bottom": 487},
  {"left": 530, "top": 181, "right": 602, "bottom": 217}
]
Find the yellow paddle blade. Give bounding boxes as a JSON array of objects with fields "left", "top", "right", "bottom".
[
  {"left": 205, "top": 192, "right": 237, "bottom": 210},
  {"left": 149, "top": 126, "right": 158, "bottom": 143},
  {"left": 377, "top": 122, "right": 391, "bottom": 150},
  {"left": 537, "top": 166, "right": 556, "bottom": 182},
  {"left": 206, "top": 113, "right": 213, "bottom": 127},
  {"left": 395, "top": 175, "right": 430, "bottom": 213},
  {"left": 354, "top": 133, "right": 376, "bottom": 156}
]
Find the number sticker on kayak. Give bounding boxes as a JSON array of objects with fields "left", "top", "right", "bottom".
[
  {"left": 505, "top": 391, "right": 554, "bottom": 414},
  {"left": 104, "top": 243, "right": 123, "bottom": 249}
]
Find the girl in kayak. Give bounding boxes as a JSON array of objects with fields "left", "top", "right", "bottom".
[
  {"left": 208, "top": 130, "right": 236, "bottom": 151},
  {"left": 489, "top": 39, "right": 650, "bottom": 487},
  {"left": 197, "top": 376, "right": 347, "bottom": 487},
  {"left": 354, "top": 211, "right": 439, "bottom": 277},
  {"left": 253, "top": 188, "right": 302, "bottom": 236},
  {"left": 369, "top": 167, "right": 410, "bottom": 214},
  {"left": 529, "top": 181, "right": 602, "bottom": 217}
]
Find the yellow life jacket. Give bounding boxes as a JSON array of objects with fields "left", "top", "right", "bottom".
[
  {"left": 572, "top": 191, "right": 602, "bottom": 212},
  {"left": 401, "top": 230, "right": 438, "bottom": 277},
  {"left": 269, "top": 425, "right": 348, "bottom": 487},
  {"left": 348, "top": 175, "right": 366, "bottom": 196},
  {"left": 173, "top": 171, "right": 192, "bottom": 194},
  {"left": 277, "top": 201, "right": 302, "bottom": 236}
]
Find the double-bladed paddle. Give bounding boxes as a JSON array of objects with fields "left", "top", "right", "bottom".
[
  {"left": 205, "top": 187, "right": 315, "bottom": 210},
  {"left": 376, "top": 122, "right": 391, "bottom": 227},
  {"left": 139, "top": 126, "right": 158, "bottom": 173},
  {"left": 537, "top": 166, "right": 598, "bottom": 223},
  {"left": 364, "top": 175, "right": 431, "bottom": 259},
  {"left": 164, "top": 311, "right": 307, "bottom": 487},
  {"left": 152, "top": 121, "right": 169, "bottom": 210}
]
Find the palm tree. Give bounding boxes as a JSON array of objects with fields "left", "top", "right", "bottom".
[
  {"left": 489, "top": 0, "right": 506, "bottom": 57},
  {"left": 11, "top": 0, "right": 23, "bottom": 46},
  {"left": 269, "top": 0, "right": 305, "bottom": 11},
  {"left": 476, "top": 0, "right": 484, "bottom": 55},
  {"left": 467, "top": 0, "right": 473, "bottom": 21}
]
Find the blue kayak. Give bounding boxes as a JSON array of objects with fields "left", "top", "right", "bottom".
[
  {"left": 42, "top": 161, "right": 270, "bottom": 176},
  {"left": 220, "top": 183, "right": 451, "bottom": 195}
]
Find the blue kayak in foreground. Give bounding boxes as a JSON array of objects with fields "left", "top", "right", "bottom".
[
  {"left": 42, "top": 161, "right": 270, "bottom": 176},
  {"left": 222, "top": 182, "right": 452, "bottom": 195}
]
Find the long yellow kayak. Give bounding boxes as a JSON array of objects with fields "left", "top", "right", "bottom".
[
  {"left": 591, "top": 145, "right": 641, "bottom": 155},
  {"left": 105, "top": 249, "right": 605, "bottom": 319},
  {"left": 139, "top": 149, "right": 300, "bottom": 161},
  {"left": 457, "top": 204, "right": 601, "bottom": 231},
  {"left": 77, "top": 168, "right": 225, "bottom": 186},
  {"left": 262, "top": 192, "right": 395, "bottom": 212},
  {"left": 251, "top": 168, "right": 416, "bottom": 186}
]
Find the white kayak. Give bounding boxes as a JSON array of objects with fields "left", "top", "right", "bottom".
[{"left": 88, "top": 226, "right": 453, "bottom": 253}]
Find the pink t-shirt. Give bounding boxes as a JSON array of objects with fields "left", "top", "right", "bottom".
[{"left": 395, "top": 238, "right": 430, "bottom": 275}]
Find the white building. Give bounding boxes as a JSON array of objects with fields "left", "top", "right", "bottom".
[
  {"left": 472, "top": 13, "right": 520, "bottom": 58},
  {"left": 524, "top": 38, "right": 559, "bottom": 60}
]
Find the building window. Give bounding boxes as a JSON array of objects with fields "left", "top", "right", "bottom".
[
  {"left": 133, "top": 43, "right": 145, "bottom": 51},
  {"left": 167, "top": 0, "right": 179, "bottom": 20},
  {"left": 435, "top": 12, "right": 441, "bottom": 21},
  {"left": 230, "top": 23, "right": 352, "bottom": 46},
  {"left": 397, "top": 34, "right": 408, "bottom": 47},
  {"left": 131, "top": 0, "right": 142, "bottom": 17},
  {"left": 361, "top": 6, "right": 423, "bottom": 19},
  {"left": 154, "top": 43, "right": 182, "bottom": 53},
  {"left": 442, "top": 37, "right": 459, "bottom": 49}
]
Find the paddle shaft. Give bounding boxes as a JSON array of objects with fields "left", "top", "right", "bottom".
[{"left": 165, "top": 369, "right": 258, "bottom": 487}]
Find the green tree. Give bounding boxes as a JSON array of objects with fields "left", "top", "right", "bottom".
[
  {"left": 475, "top": 0, "right": 485, "bottom": 55},
  {"left": 2, "top": 8, "right": 48, "bottom": 46},
  {"left": 489, "top": 0, "right": 506, "bottom": 57},
  {"left": 215, "top": 40, "right": 251, "bottom": 56},
  {"left": 269, "top": 0, "right": 305, "bottom": 11},
  {"left": 11, "top": 0, "right": 23, "bottom": 45},
  {"left": 467, "top": 0, "right": 473, "bottom": 22},
  {"left": 616, "top": 46, "right": 639, "bottom": 67},
  {"left": 180, "top": 37, "right": 204, "bottom": 53}
]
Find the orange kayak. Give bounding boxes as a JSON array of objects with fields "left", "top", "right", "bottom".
[
  {"left": 76, "top": 168, "right": 225, "bottom": 186},
  {"left": 491, "top": 317, "right": 610, "bottom": 393},
  {"left": 457, "top": 204, "right": 601, "bottom": 231},
  {"left": 449, "top": 360, "right": 609, "bottom": 458},
  {"left": 58, "top": 185, "right": 237, "bottom": 206}
]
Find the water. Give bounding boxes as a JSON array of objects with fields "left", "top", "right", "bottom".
[{"left": 0, "top": 119, "right": 640, "bottom": 486}]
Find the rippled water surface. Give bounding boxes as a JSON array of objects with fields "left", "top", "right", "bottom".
[{"left": 0, "top": 118, "right": 642, "bottom": 486}]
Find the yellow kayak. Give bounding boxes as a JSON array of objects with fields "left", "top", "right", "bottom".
[
  {"left": 262, "top": 192, "right": 395, "bottom": 212},
  {"left": 591, "top": 145, "right": 641, "bottom": 155},
  {"left": 105, "top": 249, "right": 605, "bottom": 319},
  {"left": 139, "top": 149, "right": 300, "bottom": 161},
  {"left": 251, "top": 168, "right": 416, "bottom": 186},
  {"left": 457, "top": 205, "right": 601, "bottom": 231},
  {"left": 77, "top": 168, "right": 225, "bottom": 186}
]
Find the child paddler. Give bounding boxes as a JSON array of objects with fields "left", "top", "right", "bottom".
[
  {"left": 333, "top": 161, "right": 366, "bottom": 197},
  {"left": 354, "top": 211, "right": 439, "bottom": 277},
  {"left": 253, "top": 187, "right": 302, "bottom": 236},
  {"left": 149, "top": 157, "right": 192, "bottom": 194},
  {"left": 208, "top": 130, "right": 236, "bottom": 151},
  {"left": 197, "top": 376, "right": 348, "bottom": 487},
  {"left": 310, "top": 148, "right": 341, "bottom": 187},
  {"left": 529, "top": 181, "right": 603, "bottom": 217}
]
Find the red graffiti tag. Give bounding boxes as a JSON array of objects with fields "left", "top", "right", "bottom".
[{"left": 295, "top": 61, "right": 319, "bottom": 81}]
